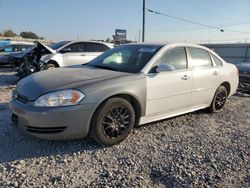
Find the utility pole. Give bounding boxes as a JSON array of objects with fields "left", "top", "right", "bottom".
[
  {"left": 142, "top": 0, "right": 145, "bottom": 42},
  {"left": 139, "top": 29, "right": 141, "bottom": 42}
]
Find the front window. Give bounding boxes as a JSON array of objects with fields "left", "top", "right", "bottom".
[
  {"left": 157, "top": 47, "right": 187, "bottom": 70},
  {"left": 87, "top": 43, "right": 109, "bottom": 52},
  {"left": 49, "top": 41, "right": 70, "bottom": 50},
  {"left": 64, "top": 42, "right": 86, "bottom": 52},
  {"left": 0, "top": 45, "right": 15, "bottom": 52},
  {"left": 88, "top": 44, "right": 162, "bottom": 73}
]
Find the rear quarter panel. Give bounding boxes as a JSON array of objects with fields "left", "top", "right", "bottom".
[{"left": 221, "top": 62, "right": 239, "bottom": 96}]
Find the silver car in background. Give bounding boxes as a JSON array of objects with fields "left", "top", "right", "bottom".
[
  {"left": 40, "top": 40, "right": 114, "bottom": 69},
  {"left": 10, "top": 43, "right": 239, "bottom": 146},
  {"left": 0, "top": 42, "right": 35, "bottom": 65}
]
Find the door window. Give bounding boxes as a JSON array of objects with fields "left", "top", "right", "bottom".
[
  {"left": 87, "top": 43, "right": 109, "bottom": 52},
  {"left": 65, "top": 42, "right": 86, "bottom": 52},
  {"left": 211, "top": 54, "right": 223, "bottom": 66},
  {"left": 3, "top": 45, "right": 13, "bottom": 52},
  {"left": 157, "top": 47, "right": 187, "bottom": 70},
  {"left": 188, "top": 48, "right": 212, "bottom": 68},
  {"left": 18, "top": 45, "right": 31, "bottom": 51}
]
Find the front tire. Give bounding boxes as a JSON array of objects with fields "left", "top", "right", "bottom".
[
  {"left": 90, "top": 98, "right": 135, "bottom": 146},
  {"left": 42, "top": 63, "right": 57, "bottom": 70},
  {"left": 209, "top": 85, "right": 228, "bottom": 113}
]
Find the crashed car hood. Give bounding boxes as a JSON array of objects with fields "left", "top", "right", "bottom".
[
  {"left": 37, "top": 42, "right": 56, "bottom": 54},
  {"left": 16, "top": 66, "right": 130, "bottom": 100}
]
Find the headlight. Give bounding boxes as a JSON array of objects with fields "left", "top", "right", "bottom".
[{"left": 34, "top": 90, "right": 85, "bottom": 107}]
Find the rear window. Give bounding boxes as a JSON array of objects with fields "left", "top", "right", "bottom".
[
  {"left": 211, "top": 54, "right": 223, "bottom": 66},
  {"left": 188, "top": 47, "right": 212, "bottom": 68}
]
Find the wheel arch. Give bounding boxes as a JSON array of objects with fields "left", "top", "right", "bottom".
[
  {"left": 90, "top": 93, "right": 143, "bottom": 128},
  {"left": 47, "top": 60, "right": 60, "bottom": 67},
  {"left": 220, "top": 81, "right": 231, "bottom": 96}
]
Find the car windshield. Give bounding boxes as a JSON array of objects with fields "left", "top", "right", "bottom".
[
  {"left": 88, "top": 44, "right": 162, "bottom": 73},
  {"left": 49, "top": 41, "right": 70, "bottom": 50}
]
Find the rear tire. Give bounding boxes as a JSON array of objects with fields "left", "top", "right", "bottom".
[
  {"left": 208, "top": 85, "right": 228, "bottom": 113},
  {"left": 90, "top": 98, "right": 135, "bottom": 146}
]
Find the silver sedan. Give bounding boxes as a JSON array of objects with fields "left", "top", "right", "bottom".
[{"left": 9, "top": 43, "right": 239, "bottom": 145}]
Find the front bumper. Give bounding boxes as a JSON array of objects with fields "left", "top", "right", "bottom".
[{"left": 9, "top": 99, "right": 96, "bottom": 140}]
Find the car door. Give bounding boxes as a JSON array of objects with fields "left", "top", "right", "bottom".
[
  {"left": 0, "top": 45, "right": 19, "bottom": 63},
  {"left": 146, "top": 47, "right": 192, "bottom": 116},
  {"left": 0, "top": 45, "right": 14, "bottom": 55},
  {"left": 61, "top": 42, "right": 88, "bottom": 66},
  {"left": 188, "top": 47, "right": 220, "bottom": 107}
]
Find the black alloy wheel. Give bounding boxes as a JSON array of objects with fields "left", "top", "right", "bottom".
[
  {"left": 90, "top": 98, "right": 135, "bottom": 146},
  {"left": 215, "top": 89, "right": 227, "bottom": 110},
  {"left": 209, "top": 85, "right": 228, "bottom": 112},
  {"left": 102, "top": 106, "right": 131, "bottom": 139}
]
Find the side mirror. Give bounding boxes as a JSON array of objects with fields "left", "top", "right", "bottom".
[
  {"left": 156, "top": 64, "right": 175, "bottom": 73},
  {"left": 60, "top": 47, "right": 71, "bottom": 53}
]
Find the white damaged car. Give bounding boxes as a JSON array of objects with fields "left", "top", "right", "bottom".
[{"left": 40, "top": 41, "right": 114, "bottom": 70}]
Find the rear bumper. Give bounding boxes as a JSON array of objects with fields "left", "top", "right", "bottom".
[{"left": 9, "top": 99, "right": 96, "bottom": 140}]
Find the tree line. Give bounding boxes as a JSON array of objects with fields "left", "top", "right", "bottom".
[{"left": 0, "top": 29, "right": 44, "bottom": 40}]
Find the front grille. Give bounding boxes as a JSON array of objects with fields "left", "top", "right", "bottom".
[
  {"left": 14, "top": 92, "right": 29, "bottom": 104},
  {"left": 26, "top": 126, "right": 67, "bottom": 134}
]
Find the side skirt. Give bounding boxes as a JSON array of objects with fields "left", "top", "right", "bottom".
[{"left": 139, "top": 104, "right": 209, "bottom": 125}]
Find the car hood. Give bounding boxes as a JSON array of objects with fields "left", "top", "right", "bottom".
[
  {"left": 37, "top": 42, "right": 56, "bottom": 54},
  {"left": 16, "top": 66, "right": 130, "bottom": 100}
]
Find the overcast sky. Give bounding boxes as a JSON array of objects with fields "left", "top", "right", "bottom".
[{"left": 0, "top": 0, "right": 250, "bottom": 43}]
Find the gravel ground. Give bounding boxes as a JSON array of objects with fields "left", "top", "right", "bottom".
[{"left": 0, "top": 68, "right": 249, "bottom": 187}]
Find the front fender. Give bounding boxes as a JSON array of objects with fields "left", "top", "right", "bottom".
[{"left": 40, "top": 54, "right": 62, "bottom": 66}]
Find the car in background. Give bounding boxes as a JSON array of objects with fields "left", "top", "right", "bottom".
[
  {"left": 40, "top": 41, "right": 114, "bottom": 70},
  {"left": 10, "top": 43, "right": 238, "bottom": 146},
  {"left": 236, "top": 62, "right": 250, "bottom": 83},
  {"left": 0, "top": 42, "right": 35, "bottom": 65},
  {"left": 9, "top": 42, "right": 61, "bottom": 68},
  {"left": 0, "top": 39, "right": 11, "bottom": 48},
  {"left": 9, "top": 47, "right": 35, "bottom": 67},
  {"left": 236, "top": 62, "right": 250, "bottom": 94}
]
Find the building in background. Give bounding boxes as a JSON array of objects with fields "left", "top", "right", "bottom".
[
  {"left": 113, "top": 29, "right": 137, "bottom": 45},
  {"left": 205, "top": 43, "right": 250, "bottom": 64}
]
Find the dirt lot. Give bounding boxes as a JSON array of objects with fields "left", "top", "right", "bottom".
[{"left": 0, "top": 68, "right": 249, "bottom": 187}]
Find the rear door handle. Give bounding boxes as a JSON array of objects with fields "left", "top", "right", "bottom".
[
  {"left": 181, "top": 75, "right": 190, "bottom": 80},
  {"left": 213, "top": 71, "right": 219, "bottom": 76}
]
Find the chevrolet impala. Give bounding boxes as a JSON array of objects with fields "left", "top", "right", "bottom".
[{"left": 9, "top": 43, "right": 239, "bottom": 145}]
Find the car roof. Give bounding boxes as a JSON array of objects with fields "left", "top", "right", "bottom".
[
  {"left": 124, "top": 42, "right": 214, "bottom": 54},
  {"left": 124, "top": 42, "right": 208, "bottom": 48},
  {"left": 68, "top": 40, "right": 111, "bottom": 44},
  {"left": 62, "top": 40, "right": 114, "bottom": 49},
  {"left": 9, "top": 41, "right": 35, "bottom": 45}
]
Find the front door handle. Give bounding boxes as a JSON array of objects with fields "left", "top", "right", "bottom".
[
  {"left": 181, "top": 75, "right": 190, "bottom": 80},
  {"left": 81, "top": 54, "right": 85, "bottom": 56}
]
